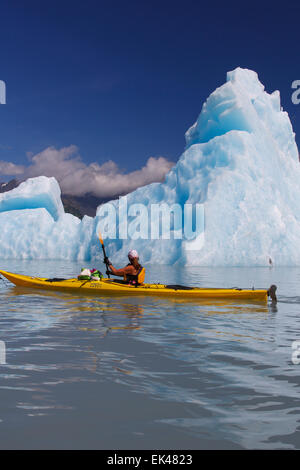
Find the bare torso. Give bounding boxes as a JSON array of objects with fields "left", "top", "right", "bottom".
[{"left": 108, "top": 264, "right": 138, "bottom": 277}]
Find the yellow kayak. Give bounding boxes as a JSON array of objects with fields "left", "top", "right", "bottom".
[{"left": 0, "top": 269, "right": 276, "bottom": 302}]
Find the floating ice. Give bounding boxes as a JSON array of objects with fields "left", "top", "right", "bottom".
[
  {"left": 0, "top": 68, "right": 299, "bottom": 265},
  {"left": 0, "top": 176, "right": 64, "bottom": 221},
  {"left": 0, "top": 208, "right": 96, "bottom": 260}
]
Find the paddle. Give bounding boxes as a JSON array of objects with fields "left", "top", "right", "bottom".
[{"left": 98, "top": 232, "right": 110, "bottom": 279}]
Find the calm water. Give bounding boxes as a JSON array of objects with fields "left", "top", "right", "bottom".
[{"left": 0, "top": 260, "right": 299, "bottom": 449}]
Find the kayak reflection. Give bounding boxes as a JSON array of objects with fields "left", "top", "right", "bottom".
[
  {"left": 6, "top": 286, "right": 145, "bottom": 333},
  {"left": 7, "top": 285, "right": 269, "bottom": 316}
]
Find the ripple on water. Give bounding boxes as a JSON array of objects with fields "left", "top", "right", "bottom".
[{"left": 0, "top": 261, "right": 299, "bottom": 449}]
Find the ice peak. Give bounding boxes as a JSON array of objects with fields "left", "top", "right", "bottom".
[
  {"left": 185, "top": 67, "right": 297, "bottom": 164},
  {"left": 226, "top": 67, "right": 265, "bottom": 96}
]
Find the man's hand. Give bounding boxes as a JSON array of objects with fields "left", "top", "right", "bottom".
[{"left": 104, "top": 256, "right": 111, "bottom": 265}]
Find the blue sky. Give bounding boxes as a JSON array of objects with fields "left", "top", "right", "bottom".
[{"left": 0, "top": 0, "right": 299, "bottom": 193}]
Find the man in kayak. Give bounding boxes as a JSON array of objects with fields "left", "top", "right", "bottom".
[{"left": 104, "top": 249, "right": 145, "bottom": 285}]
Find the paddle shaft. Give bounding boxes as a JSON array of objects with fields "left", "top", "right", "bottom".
[{"left": 99, "top": 234, "right": 110, "bottom": 279}]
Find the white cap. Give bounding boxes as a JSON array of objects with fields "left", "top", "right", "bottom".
[{"left": 128, "top": 249, "right": 139, "bottom": 259}]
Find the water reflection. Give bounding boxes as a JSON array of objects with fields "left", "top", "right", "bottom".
[{"left": 0, "top": 262, "right": 300, "bottom": 449}]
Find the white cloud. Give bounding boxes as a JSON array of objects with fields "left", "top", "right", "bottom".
[
  {"left": 0, "top": 145, "right": 175, "bottom": 197},
  {"left": 0, "top": 160, "right": 25, "bottom": 175}
]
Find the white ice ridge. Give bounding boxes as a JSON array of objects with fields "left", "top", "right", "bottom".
[{"left": 0, "top": 68, "right": 299, "bottom": 265}]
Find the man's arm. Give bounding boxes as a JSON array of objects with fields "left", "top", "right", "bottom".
[{"left": 108, "top": 264, "right": 135, "bottom": 277}]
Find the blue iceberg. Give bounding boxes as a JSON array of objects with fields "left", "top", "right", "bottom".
[
  {"left": 0, "top": 68, "right": 299, "bottom": 265},
  {"left": 0, "top": 176, "right": 64, "bottom": 221}
]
